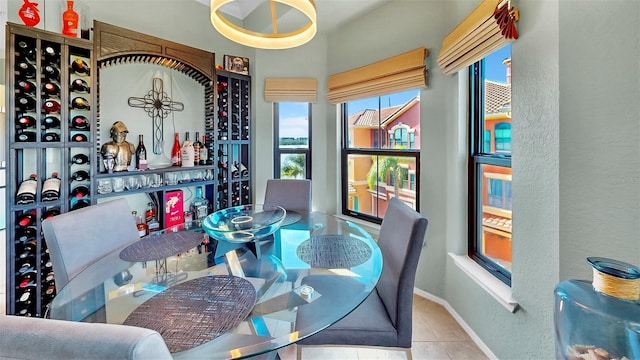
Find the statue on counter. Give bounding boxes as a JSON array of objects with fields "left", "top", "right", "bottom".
[{"left": 101, "top": 121, "right": 135, "bottom": 172}]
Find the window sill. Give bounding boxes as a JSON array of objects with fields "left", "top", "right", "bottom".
[{"left": 449, "top": 253, "right": 519, "bottom": 313}]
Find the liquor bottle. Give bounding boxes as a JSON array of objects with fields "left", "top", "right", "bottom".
[
  {"left": 42, "top": 116, "right": 61, "bottom": 129},
  {"left": 191, "top": 186, "right": 209, "bottom": 221},
  {"left": 42, "top": 132, "right": 60, "bottom": 142},
  {"left": 42, "top": 82, "right": 61, "bottom": 97},
  {"left": 16, "top": 61, "right": 36, "bottom": 78},
  {"left": 62, "top": 0, "right": 79, "bottom": 37},
  {"left": 135, "top": 134, "right": 147, "bottom": 170},
  {"left": 70, "top": 115, "right": 90, "bottom": 129},
  {"left": 15, "top": 130, "right": 37, "bottom": 142},
  {"left": 16, "top": 115, "right": 37, "bottom": 129},
  {"left": 70, "top": 184, "right": 89, "bottom": 199},
  {"left": 71, "top": 58, "right": 90, "bottom": 76},
  {"left": 42, "top": 64, "right": 60, "bottom": 80},
  {"left": 42, "top": 172, "right": 61, "bottom": 202},
  {"left": 146, "top": 202, "right": 160, "bottom": 234},
  {"left": 17, "top": 40, "right": 36, "bottom": 61},
  {"left": 181, "top": 132, "right": 194, "bottom": 167},
  {"left": 71, "top": 96, "right": 89, "bottom": 109},
  {"left": 17, "top": 210, "right": 37, "bottom": 228},
  {"left": 16, "top": 175, "right": 38, "bottom": 205},
  {"left": 70, "top": 133, "right": 88, "bottom": 142},
  {"left": 70, "top": 78, "right": 89, "bottom": 93},
  {"left": 71, "top": 153, "right": 89, "bottom": 165},
  {"left": 42, "top": 45, "right": 59, "bottom": 62},
  {"left": 70, "top": 170, "right": 89, "bottom": 182},
  {"left": 42, "top": 99, "right": 61, "bottom": 113},
  {"left": 16, "top": 79, "right": 36, "bottom": 94},
  {"left": 171, "top": 132, "right": 182, "bottom": 166},
  {"left": 136, "top": 215, "right": 148, "bottom": 238},
  {"left": 16, "top": 94, "right": 36, "bottom": 111},
  {"left": 199, "top": 135, "right": 209, "bottom": 165}
]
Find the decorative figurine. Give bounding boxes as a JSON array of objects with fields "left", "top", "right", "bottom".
[{"left": 101, "top": 121, "right": 135, "bottom": 172}]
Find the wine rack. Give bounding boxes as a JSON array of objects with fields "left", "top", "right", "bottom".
[
  {"left": 215, "top": 70, "right": 252, "bottom": 209},
  {"left": 5, "top": 23, "right": 94, "bottom": 317}
]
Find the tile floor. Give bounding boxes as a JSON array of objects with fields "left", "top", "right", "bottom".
[{"left": 0, "top": 286, "right": 486, "bottom": 360}]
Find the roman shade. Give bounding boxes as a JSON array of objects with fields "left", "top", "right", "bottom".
[
  {"left": 327, "top": 47, "right": 428, "bottom": 104},
  {"left": 437, "top": 0, "right": 519, "bottom": 75},
  {"left": 264, "top": 78, "right": 317, "bottom": 103}
]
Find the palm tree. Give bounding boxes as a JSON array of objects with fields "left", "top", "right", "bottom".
[
  {"left": 366, "top": 155, "right": 408, "bottom": 195},
  {"left": 281, "top": 154, "right": 306, "bottom": 178}
]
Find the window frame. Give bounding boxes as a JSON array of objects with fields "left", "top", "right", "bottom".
[
  {"left": 340, "top": 95, "right": 420, "bottom": 224},
  {"left": 468, "top": 61, "right": 512, "bottom": 286},
  {"left": 273, "top": 102, "right": 312, "bottom": 180}
]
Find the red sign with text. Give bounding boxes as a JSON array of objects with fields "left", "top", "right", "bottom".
[{"left": 164, "top": 190, "right": 184, "bottom": 230}]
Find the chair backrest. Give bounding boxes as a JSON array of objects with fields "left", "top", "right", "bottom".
[
  {"left": 264, "top": 179, "right": 312, "bottom": 212},
  {"left": 0, "top": 315, "right": 172, "bottom": 359},
  {"left": 42, "top": 198, "right": 140, "bottom": 289},
  {"left": 376, "top": 197, "right": 428, "bottom": 347}
]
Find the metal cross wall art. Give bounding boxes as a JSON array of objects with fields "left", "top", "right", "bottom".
[{"left": 128, "top": 77, "right": 184, "bottom": 155}]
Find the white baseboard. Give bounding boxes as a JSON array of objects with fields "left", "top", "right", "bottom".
[{"left": 413, "top": 288, "right": 498, "bottom": 360}]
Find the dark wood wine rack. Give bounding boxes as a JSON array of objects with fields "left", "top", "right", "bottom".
[{"left": 5, "top": 22, "right": 253, "bottom": 317}]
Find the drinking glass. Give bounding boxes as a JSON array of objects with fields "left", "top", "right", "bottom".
[
  {"left": 98, "top": 179, "right": 112, "bottom": 194},
  {"left": 112, "top": 178, "right": 125, "bottom": 192}
]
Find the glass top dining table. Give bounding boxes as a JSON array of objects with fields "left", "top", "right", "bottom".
[{"left": 49, "top": 210, "right": 382, "bottom": 359}]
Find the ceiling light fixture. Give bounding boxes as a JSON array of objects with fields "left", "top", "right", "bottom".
[{"left": 210, "top": 0, "right": 316, "bottom": 50}]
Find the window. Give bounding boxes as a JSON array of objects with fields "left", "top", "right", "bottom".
[
  {"left": 341, "top": 90, "right": 420, "bottom": 224},
  {"left": 469, "top": 44, "right": 512, "bottom": 286},
  {"left": 274, "top": 102, "right": 311, "bottom": 179}
]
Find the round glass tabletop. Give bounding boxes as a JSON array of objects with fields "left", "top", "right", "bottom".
[{"left": 202, "top": 204, "right": 286, "bottom": 243}]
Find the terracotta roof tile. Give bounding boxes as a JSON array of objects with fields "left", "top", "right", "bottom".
[{"left": 485, "top": 80, "right": 511, "bottom": 114}]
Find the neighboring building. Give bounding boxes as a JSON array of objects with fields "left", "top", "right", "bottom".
[
  {"left": 347, "top": 95, "right": 420, "bottom": 218},
  {"left": 481, "top": 58, "right": 512, "bottom": 269}
]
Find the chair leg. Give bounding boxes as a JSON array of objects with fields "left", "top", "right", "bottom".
[
  {"left": 296, "top": 344, "right": 302, "bottom": 360},
  {"left": 405, "top": 347, "right": 413, "bottom": 360}
]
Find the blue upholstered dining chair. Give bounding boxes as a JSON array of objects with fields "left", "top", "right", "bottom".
[
  {"left": 263, "top": 179, "right": 312, "bottom": 212},
  {"left": 41, "top": 198, "right": 141, "bottom": 291},
  {"left": 295, "top": 197, "right": 428, "bottom": 359}
]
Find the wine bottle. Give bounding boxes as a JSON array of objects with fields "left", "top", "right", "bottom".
[
  {"left": 71, "top": 153, "right": 89, "bottom": 165},
  {"left": 70, "top": 199, "right": 90, "bottom": 211},
  {"left": 17, "top": 210, "right": 37, "bottom": 227},
  {"left": 231, "top": 162, "right": 240, "bottom": 178},
  {"left": 15, "top": 130, "right": 37, "bottom": 142},
  {"left": 16, "top": 61, "right": 36, "bottom": 78},
  {"left": 17, "top": 40, "right": 36, "bottom": 61},
  {"left": 71, "top": 133, "right": 88, "bottom": 142},
  {"left": 240, "top": 163, "right": 249, "bottom": 178},
  {"left": 41, "top": 207, "right": 61, "bottom": 220},
  {"left": 171, "top": 132, "right": 182, "bottom": 166},
  {"left": 16, "top": 175, "right": 37, "bottom": 205},
  {"left": 199, "top": 135, "right": 209, "bottom": 165},
  {"left": 193, "top": 131, "right": 202, "bottom": 165},
  {"left": 42, "top": 99, "right": 61, "bottom": 113},
  {"left": 70, "top": 115, "right": 90, "bottom": 130},
  {"left": 71, "top": 58, "right": 90, "bottom": 76},
  {"left": 135, "top": 134, "right": 148, "bottom": 170},
  {"left": 42, "top": 172, "right": 61, "bottom": 202},
  {"left": 16, "top": 227, "right": 37, "bottom": 243},
  {"left": 42, "top": 132, "right": 60, "bottom": 142},
  {"left": 42, "top": 116, "right": 61, "bottom": 129},
  {"left": 16, "top": 79, "right": 36, "bottom": 94},
  {"left": 181, "top": 132, "right": 194, "bottom": 167},
  {"left": 70, "top": 170, "right": 89, "bottom": 182},
  {"left": 42, "top": 45, "right": 59, "bottom": 62},
  {"left": 16, "top": 95, "right": 36, "bottom": 111},
  {"left": 70, "top": 78, "right": 89, "bottom": 93},
  {"left": 42, "top": 82, "right": 61, "bottom": 97},
  {"left": 42, "top": 64, "right": 60, "bottom": 79},
  {"left": 70, "top": 185, "right": 89, "bottom": 200},
  {"left": 71, "top": 96, "right": 89, "bottom": 109},
  {"left": 16, "top": 115, "right": 37, "bottom": 129}
]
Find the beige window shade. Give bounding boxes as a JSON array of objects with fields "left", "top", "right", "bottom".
[
  {"left": 327, "top": 47, "right": 428, "bottom": 104},
  {"left": 264, "top": 78, "right": 317, "bottom": 103},
  {"left": 437, "top": 0, "right": 519, "bottom": 75}
]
